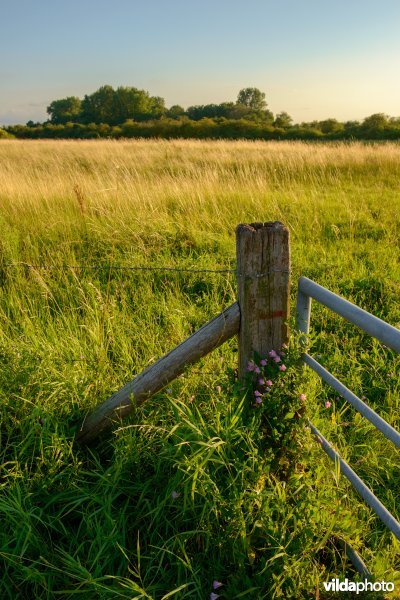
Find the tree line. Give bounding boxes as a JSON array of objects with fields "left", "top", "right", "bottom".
[{"left": 2, "top": 85, "right": 400, "bottom": 140}]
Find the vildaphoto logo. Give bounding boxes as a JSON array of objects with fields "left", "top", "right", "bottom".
[{"left": 323, "top": 578, "right": 394, "bottom": 594}]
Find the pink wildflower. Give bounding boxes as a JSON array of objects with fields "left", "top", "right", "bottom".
[
  {"left": 255, "top": 397, "right": 262, "bottom": 405},
  {"left": 273, "top": 356, "right": 281, "bottom": 363},
  {"left": 213, "top": 581, "right": 223, "bottom": 590},
  {"left": 258, "top": 378, "right": 265, "bottom": 385},
  {"left": 279, "top": 364, "right": 287, "bottom": 372},
  {"left": 325, "top": 401, "right": 331, "bottom": 409},
  {"left": 266, "top": 380, "right": 272, "bottom": 387},
  {"left": 247, "top": 361, "right": 255, "bottom": 371},
  {"left": 260, "top": 359, "right": 267, "bottom": 366},
  {"left": 254, "top": 366, "right": 261, "bottom": 374},
  {"left": 265, "top": 387, "right": 271, "bottom": 392},
  {"left": 269, "top": 350, "right": 277, "bottom": 358},
  {"left": 254, "top": 390, "right": 262, "bottom": 397},
  {"left": 210, "top": 594, "right": 220, "bottom": 600},
  {"left": 171, "top": 491, "right": 180, "bottom": 499},
  {"left": 299, "top": 393, "right": 307, "bottom": 402}
]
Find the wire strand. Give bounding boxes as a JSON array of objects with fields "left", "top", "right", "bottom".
[
  {"left": 4, "top": 262, "right": 291, "bottom": 276},
  {"left": 5, "top": 262, "right": 236, "bottom": 274}
]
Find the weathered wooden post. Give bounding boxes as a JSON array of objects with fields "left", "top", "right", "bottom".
[{"left": 236, "top": 222, "right": 290, "bottom": 379}]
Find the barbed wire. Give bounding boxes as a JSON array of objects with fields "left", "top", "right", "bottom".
[
  {"left": 4, "top": 262, "right": 236, "bottom": 274},
  {"left": 4, "top": 262, "right": 290, "bottom": 277}
]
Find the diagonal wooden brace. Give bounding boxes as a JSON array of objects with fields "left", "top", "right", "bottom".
[{"left": 76, "top": 302, "right": 240, "bottom": 444}]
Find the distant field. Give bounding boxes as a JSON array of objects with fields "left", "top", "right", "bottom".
[{"left": 0, "top": 139, "right": 399, "bottom": 598}]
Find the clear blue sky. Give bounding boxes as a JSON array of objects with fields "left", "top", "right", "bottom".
[{"left": 1, "top": 0, "right": 400, "bottom": 125}]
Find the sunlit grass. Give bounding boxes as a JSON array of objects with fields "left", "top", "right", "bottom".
[{"left": 0, "top": 139, "right": 399, "bottom": 598}]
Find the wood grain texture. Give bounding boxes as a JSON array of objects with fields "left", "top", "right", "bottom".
[
  {"left": 236, "top": 222, "right": 290, "bottom": 379},
  {"left": 77, "top": 302, "right": 240, "bottom": 444}
]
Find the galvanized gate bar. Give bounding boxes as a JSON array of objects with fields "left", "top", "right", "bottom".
[
  {"left": 298, "top": 276, "right": 400, "bottom": 353},
  {"left": 342, "top": 543, "right": 372, "bottom": 580},
  {"left": 304, "top": 353, "right": 400, "bottom": 448},
  {"left": 309, "top": 421, "right": 400, "bottom": 541},
  {"left": 296, "top": 275, "right": 400, "bottom": 549}
]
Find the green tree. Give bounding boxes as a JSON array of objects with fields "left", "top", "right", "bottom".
[
  {"left": 319, "top": 118, "right": 344, "bottom": 134},
  {"left": 148, "top": 95, "right": 166, "bottom": 119},
  {"left": 167, "top": 105, "right": 185, "bottom": 119},
  {"left": 80, "top": 85, "right": 115, "bottom": 124},
  {"left": 47, "top": 97, "right": 82, "bottom": 124},
  {"left": 343, "top": 120, "right": 360, "bottom": 136},
  {"left": 236, "top": 87, "right": 267, "bottom": 111},
  {"left": 362, "top": 113, "right": 388, "bottom": 130},
  {"left": 113, "top": 86, "right": 151, "bottom": 123},
  {"left": 0, "top": 127, "right": 14, "bottom": 139},
  {"left": 186, "top": 103, "right": 236, "bottom": 120},
  {"left": 274, "top": 112, "right": 293, "bottom": 128},
  {"left": 359, "top": 113, "right": 391, "bottom": 138},
  {"left": 80, "top": 85, "right": 166, "bottom": 124}
]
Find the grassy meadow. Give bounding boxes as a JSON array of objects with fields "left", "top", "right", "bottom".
[{"left": 0, "top": 139, "right": 399, "bottom": 599}]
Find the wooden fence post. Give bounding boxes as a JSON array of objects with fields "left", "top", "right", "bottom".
[{"left": 236, "top": 222, "right": 290, "bottom": 379}]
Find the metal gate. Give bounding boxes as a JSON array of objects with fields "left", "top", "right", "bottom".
[{"left": 296, "top": 276, "right": 400, "bottom": 551}]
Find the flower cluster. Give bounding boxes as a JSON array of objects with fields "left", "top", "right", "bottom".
[
  {"left": 240, "top": 342, "right": 308, "bottom": 478},
  {"left": 246, "top": 346, "right": 288, "bottom": 406}
]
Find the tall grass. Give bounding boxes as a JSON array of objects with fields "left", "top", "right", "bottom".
[{"left": 0, "top": 139, "right": 399, "bottom": 598}]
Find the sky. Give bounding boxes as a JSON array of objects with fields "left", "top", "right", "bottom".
[{"left": 1, "top": 0, "right": 400, "bottom": 125}]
